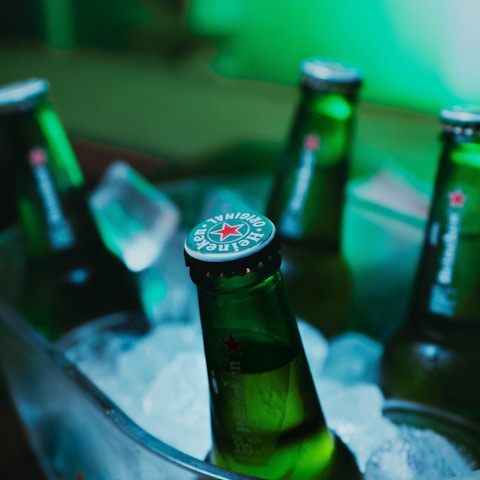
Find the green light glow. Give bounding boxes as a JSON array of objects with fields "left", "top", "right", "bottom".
[
  {"left": 451, "top": 143, "right": 480, "bottom": 168},
  {"left": 186, "top": 0, "right": 480, "bottom": 113},
  {"left": 35, "top": 105, "right": 84, "bottom": 187},
  {"left": 313, "top": 95, "right": 352, "bottom": 121}
]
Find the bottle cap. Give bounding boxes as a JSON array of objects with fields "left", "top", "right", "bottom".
[
  {"left": 0, "top": 78, "right": 49, "bottom": 113},
  {"left": 440, "top": 105, "right": 480, "bottom": 136},
  {"left": 300, "top": 57, "right": 362, "bottom": 93},
  {"left": 440, "top": 105, "right": 480, "bottom": 124},
  {"left": 184, "top": 211, "right": 281, "bottom": 278}
]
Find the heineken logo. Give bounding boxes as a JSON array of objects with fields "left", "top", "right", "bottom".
[
  {"left": 185, "top": 211, "right": 275, "bottom": 261},
  {"left": 448, "top": 189, "right": 466, "bottom": 208},
  {"left": 304, "top": 134, "right": 320, "bottom": 151},
  {"left": 222, "top": 334, "right": 242, "bottom": 354},
  {"left": 213, "top": 222, "right": 243, "bottom": 241},
  {"left": 29, "top": 147, "right": 47, "bottom": 166}
]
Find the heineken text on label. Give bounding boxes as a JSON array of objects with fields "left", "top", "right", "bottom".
[
  {"left": 429, "top": 188, "right": 466, "bottom": 316},
  {"left": 379, "top": 104, "right": 480, "bottom": 423},
  {"left": 221, "top": 336, "right": 252, "bottom": 449},
  {"left": 287, "top": 134, "right": 320, "bottom": 214},
  {"left": 29, "top": 147, "right": 73, "bottom": 249}
]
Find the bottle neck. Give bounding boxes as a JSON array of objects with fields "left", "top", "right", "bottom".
[
  {"left": 267, "top": 86, "right": 358, "bottom": 247},
  {"left": 195, "top": 266, "right": 339, "bottom": 477},
  {"left": 408, "top": 131, "right": 480, "bottom": 328},
  {"left": 0, "top": 99, "right": 103, "bottom": 261},
  {"left": 195, "top": 268, "right": 305, "bottom": 369}
]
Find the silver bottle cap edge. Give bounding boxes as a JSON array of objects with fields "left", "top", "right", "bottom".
[
  {"left": 0, "top": 78, "right": 49, "bottom": 108},
  {"left": 301, "top": 57, "right": 362, "bottom": 83},
  {"left": 440, "top": 105, "right": 480, "bottom": 124}
]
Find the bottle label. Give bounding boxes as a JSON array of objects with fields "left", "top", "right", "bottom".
[
  {"left": 285, "top": 134, "right": 319, "bottom": 213},
  {"left": 185, "top": 211, "right": 275, "bottom": 262},
  {"left": 29, "top": 147, "right": 74, "bottom": 249},
  {"left": 278, "top": 134, "right": 320, "bottom": 236},
  {"left": 208, "top": 335, "right": 331, "bottom": 472},
  {"left": 273, "top": 127, "right": 346, "bottom": 242},
  {"left": 428, "top": 188, "right": 466, "bottom": 316}
]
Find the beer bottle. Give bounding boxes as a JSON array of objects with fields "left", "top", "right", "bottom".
[
  {"left": 184, "top": 211, "right": 361, "bottom": 479},
  {"left": 380, "top": 105, "right": 480, "bottom": 424},
  {"left": 265, "top": 57, "right": 362, "bottom": 338},
  {"left": 0, "top": 78, "right": 149, "bottom": 341}
]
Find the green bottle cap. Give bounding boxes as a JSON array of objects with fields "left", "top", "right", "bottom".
[
  {"left": 184, "top": 211, "right": 280, "bottom": 278},
  {"left": 0, "top": 78, "right": 49, "bottom": 112}
]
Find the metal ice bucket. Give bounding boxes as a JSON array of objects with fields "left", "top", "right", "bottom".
[
  {"left": 0, "top": 169, "right": 475, "bottom": 479},
  {"left": 0, "top": 224, "right": 258, "bottom": 479},
  {"left": 0, "top": 301, "right": 260, "bottom": 480}
]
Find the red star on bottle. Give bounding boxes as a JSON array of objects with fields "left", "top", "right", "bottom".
[
  {"left": 222, "top": 334, "right": 242, "bottom": 354},
  {"left": 304, "top": 134, "right": 320, "bottom": 151},
  {"left": 448, "top": 189, "right": 467, "bottom": 208},
  {"left": 29, "top": 148, "right": 47, "bottom": 166},
  {"left": 213, "top": 222, "right": 243, "bottom": 241}
]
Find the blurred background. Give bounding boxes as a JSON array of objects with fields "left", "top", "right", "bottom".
[
  {"left": 2, "top": 0, "right": 478, "bottom": 339},
  {"left": 1, "top": 0, "right": 478, "bottom": 186},
  {"left": 1, "top": 0, "right": 479, "bottom": 342},
  {"left": 3, "top": 0, "right": 479, "bottom": 110}
]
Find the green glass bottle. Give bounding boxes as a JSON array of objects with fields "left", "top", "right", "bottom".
[
  {"left": 184, "top": 211, "right": 361, "bottom": 479},
  {"left": 0, "top": 78, "right": 149, "bottom": 341},
  {"left": 380, "top": 105, "right": 480, "bottom": 424},
  {"left": 265, "top": 58, "right": 362, "bottom": 338}
]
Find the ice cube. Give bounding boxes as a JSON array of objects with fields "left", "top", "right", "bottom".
[
  {"left": 321, "top": 331, "right": 383, "bottom": 385},
  {"left": 320, "top": 382, "right": 397, "bottom": 472},
  {"left": 364, "top": 425, "right": 474, "bottom": 480},
  {"left": 138, "top": 229, "right": 200, "bottom": 326},
  {"left": 73, "top": 320, "right": 211, "bottom": 458},
  {"left": 445, "top": 470, "right": 480, "bottom": 480},
  {"left": 66, "top": 321, "right": 208, "bottom": 441},
  {"left": 89, "top": 161, "right": 180, "bottom": 272},
  {"left": 140, "top": 351, "right": 211, "bottom": 459},
  {"left": 298, "top": 319, "right": 329, "bottom": 375},
  {"left": 200, "top": 186, "right": 260, "bottom": 220}
]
